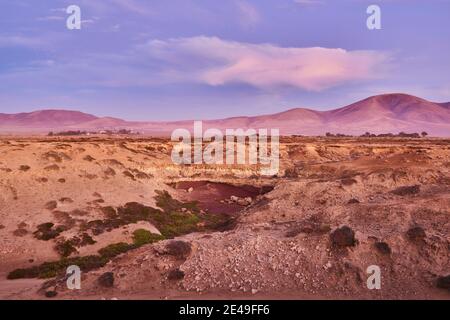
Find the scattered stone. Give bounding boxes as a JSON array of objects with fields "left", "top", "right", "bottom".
[
  {"left": 45, "top": 201, "right": 58, "bottom": 210},
  {"left": 436, "top": 276, "right": 450, "bottom": 291},
  {"left": 187, "top": 187, "right": 194, "bottom": 193},
  {"left": 59, "top": 197, "right": 73, "bottom": 204},
  {"left": 341, "top": 178, "right": 357, "bottom": 186},
  {"left": 375, "top": 242, "right": 391, "bottom": 255},
  {"left": 286, "top": 222, "right": 331, "bottom": 237},
  {"left": 391, "top": 185, "right": 420, "bottom": 196},
  {"left": 83, "top": 155, "right": 95, "bottom": 162},
  {"left": 166, "top": 241, "right": 192, "bottom": 260},
  {"left": 45, "top": 291, "right": 58, "bottom": 298},
  {"left": 98, "top": 272, "right": 114, "bottom": 288},
  {"left": 406, "top": 226, "right": 426, "bottom": 243},
  {"left": 13, "top": 229, "right": 28, "bottom": 237},
  {"left": 44, "top": 164, "right": 60, "bottom": 171},
  {"left": 18, "top": 222, "right": 28, "bottom": 229},
  {"left": 168, "top": 269, "right": 185, "bottom": 280},
  {"left": 330, "top": 226, "right": 356, "bottom": 247}
]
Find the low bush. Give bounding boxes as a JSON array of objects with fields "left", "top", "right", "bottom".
[
  {"left": 132, "top": 229, "right": 165, "bottom": 246},
  {"left": 7, "top": 255, "right": 109, "bottom": 280},
  {"left": 98, "top": 242, "right": 136, "bottom": 258},
  {"left": 165, "top": 241, "right": 192, "bottom": 260},
  {"left": 33, "top": 222, "right": 66, "bottom": 241},
  {"left": 54, "top": 240, "right": 78, "bottom": 258}
]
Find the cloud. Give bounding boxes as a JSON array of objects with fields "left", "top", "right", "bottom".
[
  {"left": 142, "top": 36, "right": 390, "bottom": 91},
  {"left": 236, "top": 1, "right": 261, "bottom": 28},
  {"left": 0, "top": 35, "right": 45, "bottom": 48},
  {"left": 293, "top": 0, "right": 323, "bottom": 5},
  {"left": 37, "top": 16, "right": 64, "bottom": 22},
  {"left": 110, "top": 0, "right": 154, "bottom": 16}
]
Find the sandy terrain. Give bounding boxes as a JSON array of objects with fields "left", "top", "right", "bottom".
[{"left": 0, "top": 136, "right": 449, "bottom": 300}]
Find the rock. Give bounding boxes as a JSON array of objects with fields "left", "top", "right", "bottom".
[
  {"left": 391, "top": 185, "right": 420, "bottom": 196},
  {"left": 168, "top": 269, "right": 185, "bottom": 281},
  {"left": 375, "top": 242, "right": 391, "bottom": 255},
  {"left": 245, "top": 197, "right": 253, "bottom": 203},
  {"left": 166, "top": 241, "right": 192, "bottom": 260},
  {"left": 237, "top": 199, "right": 250, "bottom": 206},
  {"left": 406, "top": 226, "right": 426, "bottom": 243},
  {"left": 45, "top": 291, "right": 57, "bottom": 298},
  {"left": 436, "top": 275, "right": 450, "bottom": 291},
  {"left": 330, "top": 226, "right": 356, "bottom": 247},
  {"left": 98, "top": 272, "right": 114, "bottom": 288},
  {"left": 230, "top": 196, "right": 239, "bottom": 202},
  {"left": 187, "top": 187, "right": 194, "bottom": 193},
  {"left": 251, "top": 289, "right": 258, "bottom": 295}
]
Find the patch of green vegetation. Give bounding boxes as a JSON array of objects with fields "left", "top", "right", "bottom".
[
  {"left": 81, "top": 191, "right": 229, "bottom": 238},
  {"left": 54, "top": 240, "right": 78, "bottom": 258},
  {"left": 132, "top": 229, "right": 165, "bottom": 246},
  {"left": 98, "top": 242, "right": 136, "bottom": 258},
  {"left": 101, "top": 206, "right": 117, "bottom": 219},
  {"left": 152, "top": 210, "right": 201, "bottom": 238},
  {"left": 33, "top": 222, "right": 66, "bottom": 241},
  {"left": 7, "top": 255, "right": 109, "bottom": 280},
  {"left": 8, "top": 190, "right": 233, "bottom": 280},
  {"left": 54, "top": 233, "right": 96, "bottom": 258},
  {"left": 154, "top": 190, "right": 199, "bottom": 213},
  {"left": 8, "top": 241, "right": 136, "bottom": 280}
]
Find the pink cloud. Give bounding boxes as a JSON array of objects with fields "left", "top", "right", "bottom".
[{"left": 145, "top": 36, "right": 391, "bottom": 91}]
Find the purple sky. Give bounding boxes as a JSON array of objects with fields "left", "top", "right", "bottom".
[{"left": 0, "top": 0, "right": 449, "bottom": 120}]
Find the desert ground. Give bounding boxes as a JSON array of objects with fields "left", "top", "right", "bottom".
[{"left": 0, "top": 135, "right": 449, "bottom": 299}]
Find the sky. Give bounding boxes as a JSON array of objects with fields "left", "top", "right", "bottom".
[{"left": 0, "top": 0, "right": 449, "bottom": 120}]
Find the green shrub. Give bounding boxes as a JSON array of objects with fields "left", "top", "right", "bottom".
[
  {"left": 154, "top": 190, "right": 199, "bottom": 213},
  {"left": 132, "top": 229, "right": 165, "bottom": 246},
  {"left": 98, "top": 242, "right": 136, "bottom": 258},
  {"left": 55, "top": 240, "right": 78, "bottom": 258},
  {"left": 7, "top": 255, "right": 109, "bottom": 280},
  {"left": 33, "top": 222, "right": 66, "bottom": 241}
]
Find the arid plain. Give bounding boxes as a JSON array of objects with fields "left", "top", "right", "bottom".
[{"left": 0, "top": 135, "right": 449, "bottom": 299}]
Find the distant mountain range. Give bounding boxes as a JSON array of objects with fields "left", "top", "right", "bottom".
[{"left": 1, "top": 93, "right": 450, "bottom": 136}]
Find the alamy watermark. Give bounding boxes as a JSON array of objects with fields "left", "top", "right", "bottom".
[
  {"left": 366, "top": 265, "right": 381, "bottom": 290},
  {"left": 66, "top": 265, "right": 81, "bottom": 290},
  {"left": 171, "top": 121, "right": 280, "bottom": 176},
  {"left": 367, "top": 5, "right": 381, "bottom": 30}
]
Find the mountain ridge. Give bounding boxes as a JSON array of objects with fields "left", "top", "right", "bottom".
[{"left": 1, "top": 93, "right": 449, "bottom": 136}]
